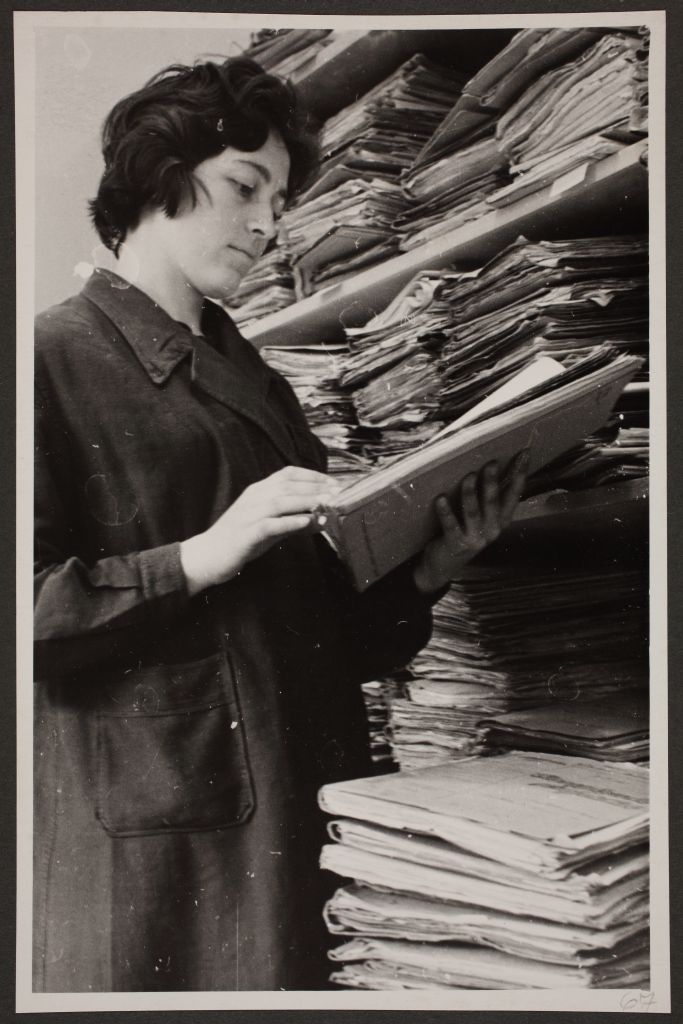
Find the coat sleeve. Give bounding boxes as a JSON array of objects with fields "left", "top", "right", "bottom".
[{"left": 34, "top": 384, "right": 191, "bottom": 679}]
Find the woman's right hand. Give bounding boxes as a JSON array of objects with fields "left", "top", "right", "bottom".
[{"left": 179, "top": 465, "right": 337, "bottom": 596}]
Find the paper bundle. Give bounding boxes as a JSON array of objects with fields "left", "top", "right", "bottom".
[
  {"left": 490, "top": 31, "right": 649, "bottom": 207},
  {"left": 319, "top": 752, "right": 649, "bottom": 989},
  {"left": 225, "top": 244, "right": 296, "bottom": 329},
  {"left": 387, "top": 560, "right": 648, "bottom": 770},
  {"left": 481, "top": 690, "right": 649, "bottom": 761},
  {"left": 361, "top": 677, "right": 406, "bottom": 767},
  {"left": 244, "top": 28, "right": 333, "bottom": 77},
  {"left": 259, "top": 343, "right": 373, "bottom": 484},
  {"left": 396, "top": 28, "right": 607, "bottom": 248},
  {"left": 282, "top": 54, "right": 468, "bottom": 295}
]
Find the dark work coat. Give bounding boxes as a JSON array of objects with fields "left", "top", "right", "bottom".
[{"left": 33, "top": 269, "right": 433, "bottom": 992}]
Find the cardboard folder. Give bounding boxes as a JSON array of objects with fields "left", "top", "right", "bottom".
[{"left": 318, "top": 352, "right": 640, "bottom": 590}]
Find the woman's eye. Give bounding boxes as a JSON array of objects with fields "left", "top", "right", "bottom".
[{"left": 229, "top": 179, "right": 255, "bottom": 199}]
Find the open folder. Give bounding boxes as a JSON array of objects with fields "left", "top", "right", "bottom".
[{"left": 318, "top": 349, "right": 641, "bottom": 590}]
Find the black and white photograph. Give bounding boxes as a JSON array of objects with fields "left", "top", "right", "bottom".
[{"left": 12, "top": 4, "right": 671, "bottom": 1016}]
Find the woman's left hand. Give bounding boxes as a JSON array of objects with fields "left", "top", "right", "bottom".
[{"left": 413, "top": 450, "right": 530, "bottom": 595}]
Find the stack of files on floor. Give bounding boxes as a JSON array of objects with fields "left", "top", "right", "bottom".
[
  {"left": 490, "top": 30, "right": 649, "bottom": 207},
  {"left": 225, "top": 244, "right": 296, "bottom": 329},
  {"left": 259, "top": 343, "right": 374, "bottom": 485},
  {"left": 387, "top": 561, "right": 648, "bottom": 770},
  {"left": 318, "top": 751, "right": 649, "bottom": 989},
  {"left": 396, "top": 28, "right": 605, "bottom": 249},
  {"left": 481, "top": 690, "right": 649, "bottom": 762},
  {"left": 283, "top": 55, "right": 468, "bottom": 296},
  {"left": 243, "top": 28, "right": 333, "bottom": 78}
]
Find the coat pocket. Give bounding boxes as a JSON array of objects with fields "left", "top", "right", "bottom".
[{"left": 95, "top": 653, "right": 254, "bottom": 836}]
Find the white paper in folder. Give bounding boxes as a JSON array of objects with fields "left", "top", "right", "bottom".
[{"left": 430, "top": 354, "right": 565, "bottom": 439}]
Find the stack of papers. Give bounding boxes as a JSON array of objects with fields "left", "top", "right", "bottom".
[
  {"left": 396, "top": 29, "right": 606, "bottom": 248},
  {"left": 243, "top": 28, "right": 333, "bottom": 77},
  {"left": 387, "top": 562, "right": 648, "bottom": 770},
  {"left": 281, "top": 55, "right": 467, "bottom": 295},
  {"left": 259, "top": 343, "right": 374, "bottom": 484},
  {"left": 435, "top": 236, "right": 649, "bottom": 422},
  {"left": 339, "top": 236, "right": 648, "bottom": 474},
  {"left": 398, "top": 135, "right": 510, "bottom": 250},
  {"left": 361, "top": 677, "right": 407, "bottom": 766},
  {"left": 280, "top": 178, "right": 407, "bottom": 278},
  {"left": 482, "top": 691, "right": 649, "bottom": 761},
  {"left": 319, "top": 752, "right": 649, "bottom": 989},
  {"left": 490, "top": 31, "right": 649, "bottom": 206},
  {"left": 314, "top": 55, "right": 468, "bottom": 198},
  {"left": 340, "top": 269, "right": 463, "bottom": 428},
  {"left": 224, "top": 244, "right": 296, "bottom": 329}
]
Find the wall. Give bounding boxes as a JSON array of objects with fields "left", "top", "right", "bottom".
[{"left": 34, "top": 25, "right": 252, "bottom": 313}]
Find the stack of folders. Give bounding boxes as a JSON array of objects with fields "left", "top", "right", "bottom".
[
  {"left": 243, "top": 28, "right": 333, "bottom": 77},
  {"left": 396, "top": 28, "right": 605, "bottom": 248},
  {"left": 481, "top": 691, "right": 649, "bottom": 762},
  {"left": 259, "top": 343, "right": 374, "bottom": 484},
  {"left": 387, "top": 562, "right": 648, "bottom": 770},
  {"left": 225, "top": 244, "right": 296, "bottom": 329},
  {"left": 341, "top": 236, "right": 648, "bottom": 482},
  {"left": 340, "top": 269, "right": 464, "bottom": 428},
  {"left": 396, "top": 28, "right": 648, "bottom": 247},
  {"left": 318, "top": 752, "right": 650, "bottom": 989},
  {"left": 282, "top": 55, "right": 468, "bottom": 296},
  {"left": 491, "top": 31, "right": 649, "bottom": 207}
]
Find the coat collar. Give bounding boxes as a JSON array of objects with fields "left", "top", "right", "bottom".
[
  {"left": 82, "top": 268, "right": 301, "bottom": 464},
  {"left": 82, "top": 268, "right": 196, "bottom": 385}
]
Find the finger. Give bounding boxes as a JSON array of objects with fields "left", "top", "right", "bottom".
[
  {"left": 458, "top": 472, "right": 481, "bottom": 535},
  {"left": 258, "top": 513, "right": 318, "bottom": 541},
  {"left": 435, "top": 494, "right": 463, "bottom": 538},
  {"left": 479, "top": 462, "right": 502, "bottom": 540},
  {"left": 499, "top": 450, "right": 530, "bottom": 524},
  {"left": 263, "top": 492, "right": 336, "bottom": 518},
  {"left": 273, "top": 466, "right": 332, "bottom": 485},
  {"left": 262, "top": 479, "right": 340, "bottom": 499}
]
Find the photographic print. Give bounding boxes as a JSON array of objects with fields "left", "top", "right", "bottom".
[{"left": 12, "top": 4, "right": 670, "bottom": 1017}]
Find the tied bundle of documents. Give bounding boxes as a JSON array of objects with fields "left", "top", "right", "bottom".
[
  {"left": 319, "top": 752, "right": 649, "bottom": 989},
  {"left": 396, "top": 29, "right": 604, "bottom": 249},
  {"left": 259, "top": 343, "right": 374, "bottom": 485},
  {"left": 490, "top": 31, "right": 649, "bottom": 207},
  {"left": 482, "top": 691, "right": 649, "bottom": 762},
  {"left": 389, "top": 561, "right": 648, "bottom": 770},
  {"left": 225, "top": 245, "right": 296, "bottom": 329},
  {"left": 318, "top": 348, "right": 641, "bottom": 590}
]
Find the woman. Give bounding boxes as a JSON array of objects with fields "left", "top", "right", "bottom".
[{"left": 33, "top": 56, "right": 527, "bottom": 992}]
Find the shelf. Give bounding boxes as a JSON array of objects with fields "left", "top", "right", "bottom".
[
  {"left": 293, "top": 28, "right": 516, "bottom": 121},
  {"left": 480, "top": 477, "right": 649, "bottom": 572},
  {"left": 244, "top": 142, "right": 648, "bottom": 349}
]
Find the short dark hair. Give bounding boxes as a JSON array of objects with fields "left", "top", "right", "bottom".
[{"left": 89, "top": 56, "right": 319, "bottom": 253}]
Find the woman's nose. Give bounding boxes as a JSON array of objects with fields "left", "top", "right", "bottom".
[{"left": 247, "top": 204, "right": 277, "bottom": 242}]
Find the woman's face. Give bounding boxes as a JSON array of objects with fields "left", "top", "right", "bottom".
[{"left": 151, "top": 129, "right": 291, "bottom": 303}]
